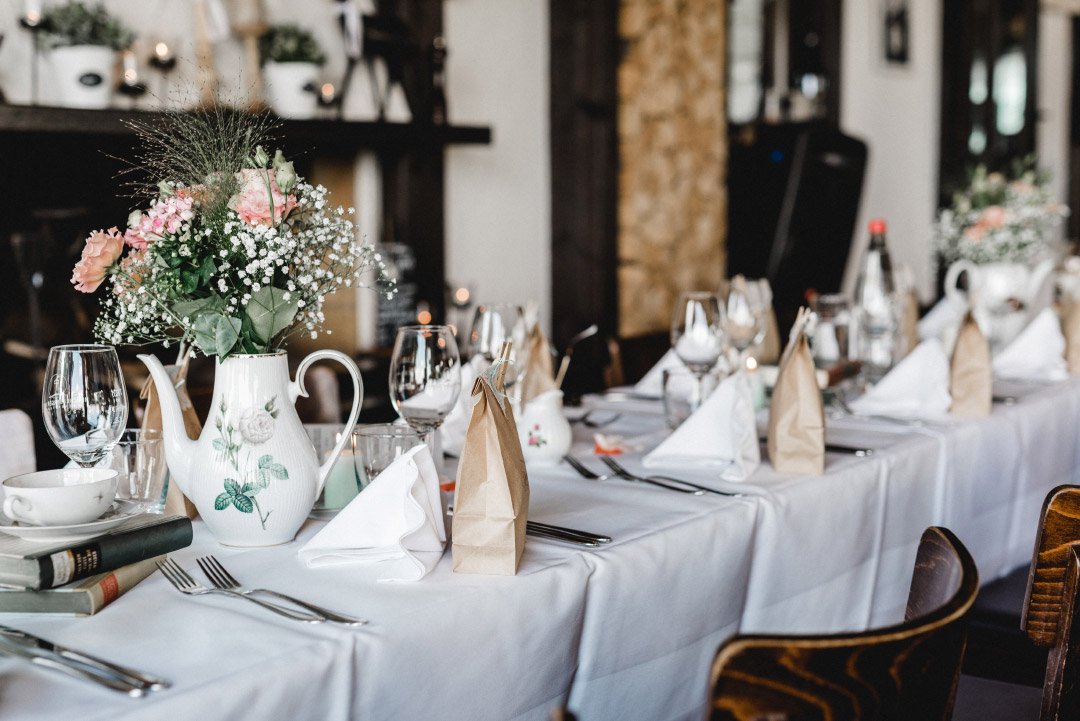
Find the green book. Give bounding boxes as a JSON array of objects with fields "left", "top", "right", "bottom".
[
  {"left": 0, "top": 556, "right": 162, "bottom": 615},
  {"left": 0, "top": 515, "right": 192, "bottom": 590}
]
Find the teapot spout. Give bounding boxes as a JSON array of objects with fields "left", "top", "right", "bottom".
[{"left": 137, "top": 354, "right": 197, "bottom": 497}]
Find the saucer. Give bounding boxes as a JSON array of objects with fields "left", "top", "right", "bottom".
[{"left": 0, "top": 500, "right": 143, "bottom": 544}]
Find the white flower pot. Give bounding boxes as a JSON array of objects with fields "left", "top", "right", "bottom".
[
  {"left": 263, "top": 61, "right": 319, "bottom": 119},
  {"left": 48, "top": 45, "right": 115, "bottom": 109}
]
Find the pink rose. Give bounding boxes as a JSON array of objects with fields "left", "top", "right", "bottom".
[
  {"left": 979, "top": 205, "right": 1007, "bottom": 229},
  {"left": 228, "top": 169, "right": 297, "bottom": 227},
  {"left": 71, "top": 227, "right": 124, "bottom": 293}
]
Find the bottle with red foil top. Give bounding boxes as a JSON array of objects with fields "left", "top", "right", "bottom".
[{"left": 853, "top": 218, "right": 899, "bottom": 382}]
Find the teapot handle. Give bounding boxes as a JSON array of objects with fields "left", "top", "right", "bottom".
[
  {"left": 288, "top": 350, "right": 363, "bottom": 497},
  {"left": 943, "top": 260, "right": 976, "bottom": 308}
]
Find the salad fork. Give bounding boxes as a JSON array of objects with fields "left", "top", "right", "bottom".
[
  {"left": 196, "top": 556, "right": 367, "bottom": 626},
  {"left": 600, "top": 456, "right": 736, "bottom": 496},
  {"left": 156, "top": 558, "right": 324, "bottom": 623}
]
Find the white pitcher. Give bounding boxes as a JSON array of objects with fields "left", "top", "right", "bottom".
[
  {"left": 943, "top": 258, "right": 1055, "bottom": 351},
  {"left": 139, "top": 350, "right": 362, "bottom": 547},
  {"left": 516, "top": 389, "right": 572, "bottom": 466}
]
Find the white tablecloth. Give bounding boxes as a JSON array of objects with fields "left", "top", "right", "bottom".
[{"left": 3, "top": 380, "right": 1080, "bottom": 721}]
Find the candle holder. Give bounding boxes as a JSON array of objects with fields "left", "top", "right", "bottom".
[
  {"left": 117, "top": 49, "right": 147, "bottom": 107},
  {"left": 147, "top": 40, "right": 177, "bottom": 105},
  {"left": 18, "top": 12, "right": 49, "bottom": 106}
]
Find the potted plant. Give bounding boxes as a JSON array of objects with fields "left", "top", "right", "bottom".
[
  {"left": 40, "top": 1, "right": 134, "bottom": 109},
  {"left": 260, "top": 24, "right": 326, "bottom": 119}
]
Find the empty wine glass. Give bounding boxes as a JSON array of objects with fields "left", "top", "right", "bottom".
[
  {"left": 42, "top": 344, "right": 128, "bottom": 468},
  {"left": 390, "top": 325, "right": 462, "bottom": 473},
  {"left": 671, "top": 292, "right": 725, "bottom": 411},
  {"left": 468, "top": 303, "right": 526, "bottom": 387},
  {"left": 723, "top": 276, "right": 768, "bottom": 367}
]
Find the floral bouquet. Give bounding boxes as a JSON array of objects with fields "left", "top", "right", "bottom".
[
  {"left": 934, "top": 158, "right": 1068, "bottom": 266},
  {"left": 71, "top": 110, "right": 395, "bottom": 358}
]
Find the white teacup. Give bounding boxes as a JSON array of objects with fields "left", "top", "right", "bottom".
[{"left": 2, "top": 468, "right": 118, "bottom": 526}]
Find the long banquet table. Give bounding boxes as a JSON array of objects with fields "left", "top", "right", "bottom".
[{"left": 2, "top": 378, "right": 1080, "bottom": 721}]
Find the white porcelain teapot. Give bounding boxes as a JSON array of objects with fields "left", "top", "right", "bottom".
[
  {"left": 943, "top": 258, "right": 1055, "bottom": 350},
  {"left": 516, "top": 389, "right": 572, "bottom": 466}
]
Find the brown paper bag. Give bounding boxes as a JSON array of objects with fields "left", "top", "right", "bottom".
[
  {"left": 140, "top": 360, "right": 200, "bottom": 519},
  {"left": 949, "top": 313, "right": 992, "bottom": 418},
  {"left": 1063, "top": 301, "right": 1080, "bottom": 377},
  {"left": 767, "top": 307, "right": 825, "bottom": 475},
  {"left": 900, "top": 289, "right": 920, "bottom": 358},
  {"left": 520, "top": 325, "right": 557, "bottom": 406},
  {"left": 452, "top": 375, "right": 530, "bottom": 575},
  {"left": 757, "top": 306, "right": 781, "bottom": 364}
]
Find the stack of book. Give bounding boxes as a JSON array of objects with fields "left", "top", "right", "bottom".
[{"left": 0, "top": 514, "right": 193, "bottom": 615}]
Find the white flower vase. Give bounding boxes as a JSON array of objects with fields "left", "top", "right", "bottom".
[
  {"left": 263, "top": 61, "right": 319, "bottom": 119},
  {"left": 48, "top": 45, "right": 115, "bottom": 109},
  {"left": 516, "top": 390, "right": 572, "bottom": 466},
  {"left": 138, "top": 350, "right": 363, "bottom": 547}
]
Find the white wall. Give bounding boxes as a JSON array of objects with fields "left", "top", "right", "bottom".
[
  {"left": 443, "top": 0, "right": 551, "bottom": 329},
  {"left": 840, "top": 0, "right": 943, "bottom": 301},
  {"left": 1037, "top": 9, "right": 1074, "bottom": 215}
]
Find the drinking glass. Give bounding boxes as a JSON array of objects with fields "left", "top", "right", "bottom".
[
  {"left": 390, "top": 325, "right": 462, "bottom": 472},
  {"left": 467, "top": 303, "right": 526, "bottom": 387},
  {"left": 105, "top": 429, "right": 167, "bottom": 512},
  {"left": 43, "top": 344, "right": 128, "bottom": 468},
  {"left": 671, "top": 292, "right": 725, "bottom": 410},
  {"left": 723, "top": 277, "right": 768, "bottom": 366},
  {"left": 352, "top": 424, "right": 424, "bottom": 487},
  {"left": 810, "top": 293, "right": 851, "bottom": 367},
  {"left": 304, "top": 423, "right": 358, "bottom": 515},
  {"left": 662, "top": 367, "right": 722, "bottom": 430}
]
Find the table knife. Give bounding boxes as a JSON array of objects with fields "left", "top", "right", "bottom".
[
  {"left": 824, "top": 444, "right": 875, "bottom": 457},
  {"left": 526, "top": 525, "right": 604, "bottom": 548},
  {"left": 0, "top": 624, "right": 169, "bottom": 691},
  {"left": 0, "top": 636, "right": 147, "bottom": 696},
  {"left": 527, "top": 520, "right": 611, "bottom": 544}
]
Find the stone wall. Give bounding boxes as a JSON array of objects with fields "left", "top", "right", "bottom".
[{"left": 617, "top": 0, "right": 728, "bottom": 337}]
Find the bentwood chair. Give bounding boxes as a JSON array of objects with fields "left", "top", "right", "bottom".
[
  {"left": 954, "top": 485, "right": 1080, "bottom": 721},
  {"left": 708, "top": 527, "right": 978, "bottom": 721}
]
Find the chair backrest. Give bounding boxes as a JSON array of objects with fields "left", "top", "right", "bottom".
[
  {"left": 1020, "top": 485, "right": 1080, "bottom": 721},
  {"left": 0, "top": 408, "right": 34, "bottom": 479},
  {"left": 708, "top": 527, "right": 979, "bottom": 721}
]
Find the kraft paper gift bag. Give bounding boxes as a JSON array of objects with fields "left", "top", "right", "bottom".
[
  {"left": 900, "top": 290, "right": 920, "bottom": 358},
  {"left": 949, "top": 313, "right": 992, "bottom": 418},
  {"left": 520, "top": 324, "right": 558, "bottom": 406},
  {"left": 767, "top": 307, "right": 825, "bottom": 475},
  {"left": 1065, "top": 301, "right": 1080, "bottom": 377},
  {"left": 452, "top": 375, "right": 530, "bottom": 575},
  {"left": 140, "top": 359, "right": 200, "bottom": 519}
]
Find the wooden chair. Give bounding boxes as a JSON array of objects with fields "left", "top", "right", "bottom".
[
  {"left": 954, "top": 485, "right": 1080, "bottom": 721},
  {"left": 708, "top": 527, "right": 978, "bottom": 721}
]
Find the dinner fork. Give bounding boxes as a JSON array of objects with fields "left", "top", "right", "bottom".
[
  {"left": 156, "top": 558, "right": 324, "bottom": 624},
  {"left": 564, "top": 454, "right": 703, "bottom": 495},
  {"left": 601, "top": 456, "right": 737, "bottom": 496},
  {"left": 196, "top": 556, "right": 367, "bottom": 627}
]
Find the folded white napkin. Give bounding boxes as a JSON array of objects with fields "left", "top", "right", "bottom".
[
  {"left": 918, "top": 296, "right": 966, "bottom": 344},
  {"left": 633, "top": 349, "right": 683, "bottom": 398},
  {"left": 992, "top": 308, "right": 1068, "bottom": 381},
  {"left": 440, "top": 356, "right": 485, "bottom": 456},
  {"left": 642, "top": 371, "right": 760, "bottom": 481},
  {"left": 848, "top": 339, "right": 951, "bottom": 420},
  {"left": 298, "top": 445, "right": 446, "bottom": 582}
]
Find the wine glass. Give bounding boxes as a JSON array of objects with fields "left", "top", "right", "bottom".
[
  {"left": 467, "top": 303, "right": 526, "bottom": 386},
  {"left": 723, "top": 276, "right": 768, "bottom": 369},
  {"left": 671, "top": 292, "right": 725, "bottom": 410},
  {"left": 390, "top": 325, "right": 462, "bottom": 474},
  {"left": 42, "top": 344, "right": 128, "bottom": 468}
]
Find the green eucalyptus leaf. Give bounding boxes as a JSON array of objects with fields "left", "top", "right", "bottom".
[
  {"left": 214, "top": 315, "right": 242, "bottom": 357},
  {"left": 245, "top": 286, "right": 298, "bottom": 345},
  {"left": 232, "top": 494, "right": 254, "bottom": 513},
  {"left": 224, "top": 478, "right": 240, "bottom": 494},
  {"left": 214, "top": 493, "right": 230, "bottom": 511}
]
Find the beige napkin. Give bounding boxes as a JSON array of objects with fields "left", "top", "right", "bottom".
[
  {"left": 298, "top": 445, "right": 446, "bottom": 582},
  {"left": 520, "top": 325, "right": 558, "bottom": 405},
  {"left": 140, "top": 359, "right": 199, "bottom": 519},
  {"left": 643, "top": 371, "right": 760, "bottom": 480},
  {"left": 1063, "top": 301, "right": 1080, "bottom": 376},
  {"left": 849, "top": 339, "right": 951, "bottom": 420},
  {"left": 767, "top": 308, "right": 825, "bottom": 475},
  {"left": 949, "top": 314, "right": 992, "bottom": 418},
  {"left": 992, "top": 308, "right": 1068, "bottom": 381},
  {"left": 452, "top": 371, "right": 530, "bottom": 576}
]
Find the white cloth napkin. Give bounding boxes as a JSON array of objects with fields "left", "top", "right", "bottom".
[
  {"left": 633, "top": 349, "right": 684, "bottom": 398},
  {"left": 298, "top": 445, "right": 446, "bottom": 582},
  {"left": 848, "top": 339, "right": 952, "bottom": 420},
  {"left": 992, "top": 308, "right": 1068, "bottom": 381},
  {"left": 642, "top": 371, "right": 760, "bottom": 481},
  {"left": 918, "top": 296, "right": 966, "bottom": 344},
  {"left": 440, "top": 356, "right": 485, "bottom": 456}
]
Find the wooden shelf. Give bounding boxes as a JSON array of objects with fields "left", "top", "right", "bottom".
[{"left": 0, "top": 103, "right": 492, "bottom": 152}]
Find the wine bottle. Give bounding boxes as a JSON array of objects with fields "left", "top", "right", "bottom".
[{"left": 853, "top": 218, "right": 899, "bottom": 382}]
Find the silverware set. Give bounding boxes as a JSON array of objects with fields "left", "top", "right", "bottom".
[
  {"left": 526, "top": 521, "right": 611, "bottom": 547},
  {"left": 158, "top": 556, "right": 366, "bottom": 626},
  {"left": 0, "top": 623, "right": 168, "bottom": 696},
  {"left": 563, "top": 455, "right": 737, "bottom": 497}
]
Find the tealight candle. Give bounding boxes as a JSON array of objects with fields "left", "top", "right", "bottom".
[
  {"left": 322, "top": 448, "right": 360, "bottom": 509},
  {"left": 746, "top": 356, "right": 766, "bottom": 410}
]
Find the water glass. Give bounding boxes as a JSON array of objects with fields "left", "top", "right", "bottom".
[
  {"left": 671, "top": 292, "right": 725, "bottom": 374},
  {"left": 304, "top": 423, "right": 358, "bottom": 514},
  {"left": 105, "top": 429, "right": 167, "bottom": 512},
  {"left": 662, "top": 367, "right": 722, "bottom": 430},
  {"left": 43, "top": 344, "right": 128, "bottom": 468},
  {"left": 810, "top": 293, "right": 851, "bottom": 366},
  {"left": 352, "top": 424, "right": 424, "bottom": 487}
]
